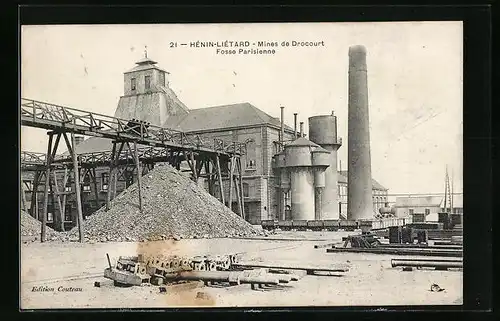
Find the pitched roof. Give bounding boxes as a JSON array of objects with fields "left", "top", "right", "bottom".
[
  {"left": 60, "top": 136, "right": 113, "bottom": 156},
  {"left": 338, "top": 170, "right": 387, "bottom": 191},
  {"left": 125, "top": 56, "right": 169, "bottom": 74},
  {"left": 286, "top": 137, "right": 320, "bottom": 148},
  {"left": 395, "top": 196, "right": 443, "bottom": 207},
  {"left": 170, "top": 102, "right": 294, "bottom": 133}
]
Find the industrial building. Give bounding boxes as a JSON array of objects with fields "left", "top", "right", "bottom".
[
  {"left": 394, "top": 194, "right": 463, "bottom": 222},
  {"left": 21, "top": 49, "right": 389, "bottom": 229}
]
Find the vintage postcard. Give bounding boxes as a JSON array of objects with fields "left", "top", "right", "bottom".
[{"left": 20, "top": 21, "right": 463, "bottom": 309}]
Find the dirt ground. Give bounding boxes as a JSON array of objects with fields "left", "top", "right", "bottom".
[{"left": 20, "top": 231, "right": 463, "bottom": 309}]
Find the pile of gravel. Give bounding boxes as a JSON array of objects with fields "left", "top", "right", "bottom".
[
  {"left": 68, "top": 164, "right": 265, "bottom": 242},
  {"left": 20, "top": 210, "right": 60, "bottom": 240}
]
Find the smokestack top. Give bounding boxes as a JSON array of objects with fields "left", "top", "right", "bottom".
[
  {"left": 349, "top": 45, "right": 367, "bottom": 72},
  {"left": 349, "top": 45, "right": 367, "bottom": 55}
]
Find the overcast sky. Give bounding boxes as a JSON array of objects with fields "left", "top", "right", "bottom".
[{"left": 21, "top": 22, "right": 463, "bottom": 195}]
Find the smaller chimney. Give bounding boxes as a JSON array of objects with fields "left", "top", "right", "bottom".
[
  {"left": 293, "top": 113, "right": 298, "bottom": 139},
  {"left": 299, "top": 122, "right": 304, "bottom": 137},
  {"left": 280, "top": 106, "right": 285, "bottom": 149}
]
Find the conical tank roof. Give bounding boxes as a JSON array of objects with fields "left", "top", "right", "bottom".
[
  {"left": 311, "top": 145, "right": 330, "bottom": 153},
  {"left": 285, "top": 137, "right": 320, "bottom": 148}
]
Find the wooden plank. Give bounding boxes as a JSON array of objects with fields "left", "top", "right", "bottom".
[{"left": 70, "top": 132, "right": 85, "bottom": 243}]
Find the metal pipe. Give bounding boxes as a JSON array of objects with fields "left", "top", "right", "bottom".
[
  {"left": 293, "top": 113, "right": 298, "bottom": 139},
  {"left": 377, "top": 243, "right": 463, "bottom": 250},
  {"left": 299, "top": 122, "right": 304, "bottom": 137},
  {"left": 326, "top": 247, "right": 463, "bottom": 257},
  {"left": 162, "top": 271, "right": 280, "bottom": 285},
  {"left": 391, "top": 259, "right": 463, "bottom": 269},
  {"left": 163, "top": 271, "right": 241, "bottom": 285},
  {"left": 389, "top": 257, "right": 462, "bottom": 262},
  {"left": 434, "top": 241, "right": 463, "bottom": 246},
  {"left": 232, "top": 262, "right": 349, "bottom": 273},
  {"left": 280, "top": 106, "right": 285, "bottom": 149},
  {"left": 106, "top": 253, "right": 112, "bottom": 269}
]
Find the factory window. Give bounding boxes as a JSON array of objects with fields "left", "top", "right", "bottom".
[
  {"left": 409, "top": 209, "right": 414, "bottom": 215},
  {"left": 247, "top": 160, "right": 256, "bottom": 169},
  {"left": 101, "top": 173, "right": 109, "bottom": 191},
  {"left": 425, "top": 208, "right": 430, "bottom": 215},
  {"left": 131, "top": 78, "right": 136, "bottom": 91},
  {"left": 47, "top": 204, "right": 54, "bottom": 222},
  {"left": 82, "top": 174, "right": 91, "bottom": 192},
  {"left": 245, "top": 140, "right": 256, "bottom": 170},
  {"left": 145, "top": 75, "right": 151, "bottom": 90},
  {"left": 243, "top": 183, "right": 249, "bottom": 198}
]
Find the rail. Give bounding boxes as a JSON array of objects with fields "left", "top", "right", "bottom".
[
  {"left": 20, "top": 146, "right": 207, "bottom": 169},
  {"left": 20, "top": 98, "right": 246, "bottom": 156}
]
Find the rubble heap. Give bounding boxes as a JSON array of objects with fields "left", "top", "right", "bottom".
[
  {"left": 20, "top": 210, "right": 59, "bottom": 239},
  {"left": 68, "top": 164, "right": 264, "bottom": 242}
]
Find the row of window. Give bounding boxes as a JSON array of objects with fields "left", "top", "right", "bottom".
[
  {"left": 131, "top": 73, "right": 166, "bottom": 91},
  {"left": 408, "top": 209, "right": 431, "bottom": 215},
  {"left": 131, "top": 75, "right": 151, "bottom": 91}
]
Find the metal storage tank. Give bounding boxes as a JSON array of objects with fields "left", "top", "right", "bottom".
[
  {"left": 308, "top": 114, "right": 342, "bottom": 220},
  {"left": 284, "top": 137, "right": 319, "bottom": 221},
  {"left": 311, "top": 146, "right": 330, "bottom": 220},
  {"left": 276, "top": 151, "right": 290, "bottom": 191}
]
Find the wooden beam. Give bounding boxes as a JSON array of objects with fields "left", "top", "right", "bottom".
[
  {"left": 228, "top": 156, "right": 235, "bottom": 209},
  {"left": 184, "top": 150, "right": 196, "bottom": 181},
  {"left": 134, "top": 141, "right": 143, "bottom": 213},
  {"left": 204, "top": 160, "right": 213, "bottom": 196},
  {"left": 190, "top": 151, "right": 198, "bottom": 182},
  {"left": 112, "top": 142, "right": 126, "bottom": 200},
  {"left": 90, "top": 167, "right": 100, "bottom": 211},
  {"left": 106, "top": 141, "right": 117, "bottom": 211},
  {"left": 70, "top": 132, "right": 85, "bottom": 243},
  {"left": 52, "top": 170, "right": 65, "bottom": 231},
  {"left": 234, "top": 173, "right": 242, "bottom": 218},
  {"left": 61, "top": 167, "right": 68, "bottom": 225},
  {"left": 41, "top": 133, "right": 54, "bottom": 242},
  {"left": 20, "top": 179, "right": 27, "bottom": 212},
  {"left": 237, "top": 157, "right": 245, "bottom": 220},
  {"left": 215, "top": 155, "right": 225, "bottom": 205},
  {"left": 29, "top": 170, "right": 41, "bottom": 218}
]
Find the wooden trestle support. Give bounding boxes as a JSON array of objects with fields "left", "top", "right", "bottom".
[
  {"left": 21, "top": 98, "right": 246, "bottom": 243},
  {"left": 25, "top": 146, "right": 246, "bottom": 243},
  {"left": 33, "top": 130, "right": 86, "bottom": 242}
]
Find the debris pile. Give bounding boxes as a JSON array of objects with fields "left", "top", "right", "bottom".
[
  {"left": 68, "top": 164, "right": 265, "bottom": 242},
  {"left": 20, "top": 210, "right": 59, "bottom": 240}
]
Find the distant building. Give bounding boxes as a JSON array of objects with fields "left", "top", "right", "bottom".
[
  {"left": 394, "top": 194, "right": 463, "bottom": 222},
  {"left": 337, "top": 170, "right": 389, "bottom": 219}
]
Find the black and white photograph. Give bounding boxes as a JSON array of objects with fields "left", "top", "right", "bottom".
[{"left": 20, "top": 21, "right": 464, "bottom": 309}]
